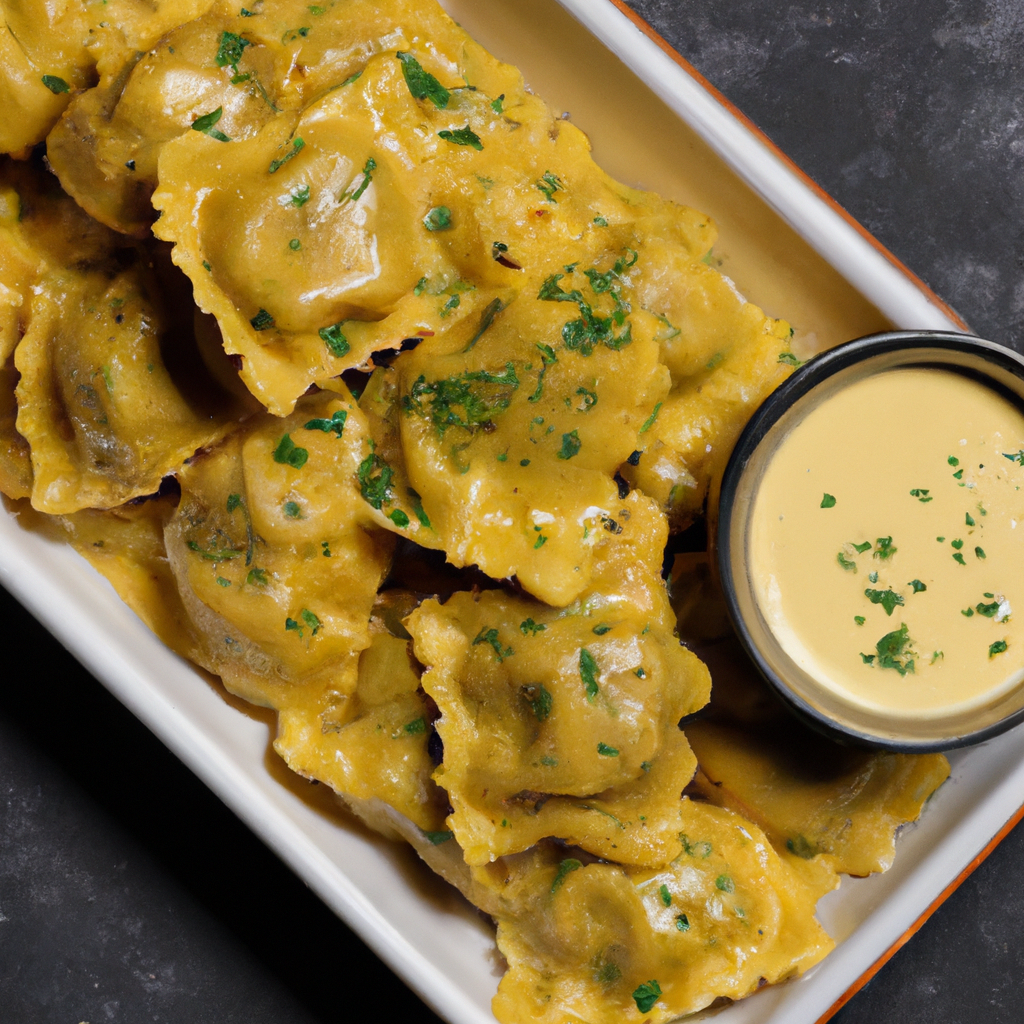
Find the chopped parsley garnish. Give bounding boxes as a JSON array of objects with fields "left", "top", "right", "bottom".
[
  {"left": 787, "top": 835, "right": 817, "bottom": 859},
  {"left": 192, "top": 107, "right": 231, "bottom": 142},
  {"left": 962, "top": 607, "right": 975, "bottom": 617},
  {"left": 778, "top": 351, "right": 804, "bottom": 367},
  {"left": 632, "top": 981, "right": 662, "bottom": 1015},
  {"left": 637, "top": 402, "right": 663, "bottom": 435},
  {"left": 659, "top": 884, "right": 672, "bottom": 907},
  {"left": 273, "top": 433, "right": 308, "bottom": 469},
  {"left": 953, "top": 469, "right": 964, "bottom": 479},
  {"left": 966, "top": 512, "right": 976, "bottom": 526},
  {"left": 41, "top": 75, "right": 70, "bottom": 94},
  {"left": 523, "top": 684, "right": 552, "bottom": 721},
  {"left": 423, "top": 830, "right": 453, "bottom": 845},
  {"left": 990, "top": 640, "right": 1009, "bottom": 658},
  {"left": 592, "top": 623, "right": 612, "bottom": 635},
  {"left": 268, "top": 137, "right": 305, "bottom": 173},
  {"left": 472, "top": 626, "right": 513, "bottom": 662},
  {"left": 820, "top": 493, "right": 836, "bottom": 508},
  {"left": 597, "top": 742, "right": 619, "bottom": 757},
  {"left": 423, "top": 206, "right": 452, "bottom": 231},
  {"left": 852, "top": 541, "right": 872, "bottom": 553},
  {"left": 388, "top": 509, "right": 410, "bottom": 528},
  {"left": 304, "top": 409, "right": 347, "bottom": 436},
  {"left": 404, "top": 716, "right": 426, "bottom": 734},
  {"left": 854, "top": 615, "right": 866, "bottom": 625},
  {"left": 910, "top": 488, "right": 932, "bottom": 502},
  {"left": 283, "top": 500, "right": 302, "bottom": 518},
  {"left": 865, "top": 588, "right": 904, "bottom": 616},
  {"left": 284, "top": 184, "right": 310, "bottom": 207},
  {"left": 593, "top": 215, "right": 609, "bottom": 226},
  {"left": 976, "top": 600, "right": 1001, "bottom": 618},
  {"left": 558, "top": 430, "right": 581, "bottom": 460},
  {"left": 247, "top": 567, "right": 268, "bottom": 585},
  {"left": 319, "top": 322, "right": 349, "bottom": 357},
  {"left": 951, "top": 538, "right": 963, "bottom": 549},
  {"left": 976, "top": 546, "right": 986, "bottom": 559},
  {"left": 357, "top": 449, "right": 393, "bottom": 509},
  {"left": 490, "top": 93, "right": 504, "bottom": 113},
  {"left": 528, "top": 343, "right": 558, "bottom": 403},
  {"left": 680, "top": 835, "right": 712, "bottom": 858},
  {"left": 216, "top": 576, "right": 231, "bottom": 587},
  {"left": 675, "top": 914, "right": 690, "bottom": 931},
  {"left": 438, "top": 126, "right": 483, "bottom": 150},
  {"left": 533, "top": 533, "right": 547, "bottom": 549},
  {"left": 579, "top": 648, "right": 599, "bottom": 701},
  {"left": 462, "top": 298, "right": 506, "bottom": 351},
  {"left": 551, "top": 858, "right": 582, "bottom": 893},
  {"left": 866, "top": 623, "right": 916, "bottom": 676},
  {"left": 285, "top": 608, "right": 321, "bottom": 638},
  {"left": 948, "top": 456, "right": 960, "bottom": 466},
  {"left": 953, "top": 552, "right": 967, "bottom": 565},
  {"left": 868, "top": 571, "right": 878, "bottom": 583},
  {"left": 575, "top": 386, "right": 598, "bottom": 412},
  {"left": 837, "top": 552, "right": 857, "bottom": 572},
  {"left": 340, "top": 70, "right": 363, "bottom": 87},
  {"left": 396, "top": 51, "right": 449, "bottom": 108},
  {"left": 536, "top": 171, "right": 562, "bottom": 202},
  {"left": 873, "top": 536, "right": 896, "bottom": 560},
  {"left": 1003, "top": 450, "right": 1024, "bottom": 465},
  {"left": 407, "top": 488, "right": 431, "bottom": 529},
  {"left": 908, "top": 579, "right": 927, "bottom": 593},
  {"left": 343, "top": 156, "right": 375, "bottom": 202},
  {"left": 288, "top": 238, "right": 301, "bottom": 251},
  {"left": 403, "top": 364, "right": 519, "bottom": 437},
  {"left": 216, "top": 31, "right": 251, "bottom": 68},
  {"left": 520, "top": 618, "right": 546, "bottom": 635},
  {"left": 250, "top": 308, "right": 275, "bottom": 331}
]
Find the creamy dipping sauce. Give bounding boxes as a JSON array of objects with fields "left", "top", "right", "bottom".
[{"left": 750, "top": 367, "right": 1024, "bottom": 719}]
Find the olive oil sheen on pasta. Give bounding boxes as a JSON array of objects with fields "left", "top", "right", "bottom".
[{"left": 750, "top": 367, "right": 1024, "bottom": 718}]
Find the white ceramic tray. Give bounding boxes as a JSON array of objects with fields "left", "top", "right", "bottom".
[{"left": 4, "top": 2, "right": 1022, "bottom": 1023}]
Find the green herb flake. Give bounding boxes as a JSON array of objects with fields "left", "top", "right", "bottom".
[
  {"left": 340, "top": 70, "right": 363, "bottom": 86},
  {"left": 990, "top": 640, "right": 1009, "bottom": 658},
  {"left": 910, "top": 488, "right": 932, "bottom": 502},
  {"left": 948, "top": 456, "right": 960, "bottom": 466},
  {"left": 304, "top": 409, "right": 347, "bottom": 437},
  {"left": 472, "top": 626, "right": 513, "bottom": 662},
  {"left": 250, "top": 308, "right": 275, "bottom": 331},
  {"left": 837, "top": 552, "right": 857, "bottom": 572},
  {"left": 640, "top": 402, "right": 663, "bottom": 434},
  {"left": 1002, "top": 450, "right": 1024, "bottom": 465},
  {"left": 657, "top": 884, "right": 672, "bottom": 907},
  {"left": 558, "top": 430, "right": 582, "bottom": 460},
  {"left": 787, "top": 835, "right": 817, "bottom": 859},
  {"left": 592, "top": 623, "right": 612, "bottom": 636},
  {"left": 820, "top": 492, "right": 837, "bottom": 508},
  {"left": 288, "top": 238, "right": 302, "bottom": 251},
  {"left": 490, "top": 93, "right": 505, "bottom": 113},
  {"left": 192, "top": 107, "right": 231, "bottom": 142},
  {"left": 778, "top": 351, "right": 804, "bottom": 367},
  {"left": 357, "top": 450, "right": 393, "bottom": 510},
  {"left": 273, "top": 433, "right": 309, "bottom": 469},
  {"left": 520, "top": 618, "right": 546, "bottom": 636},
  {"left": 852, "top": 541, "right": 872, "bottom": 553},
  {"left": 593, "top": 215, "right": 609, "bottom": 227},
  {"left": 962, "top": 607, "right": 975, "bottom": 617},
  {"left": 285, "top": 184, "right": 311, "bottom": 207},
  {"left": 871, "top": 623, "right": 917, "bottom": 676},
  {"left": 438, "top": 126, "right": 483, "bottom": 150},
  {"left": 632, "top": 981, "right": 662, "bottom": 1015},
  {"left": 951, "top": 538, "right": 964, "bottom": 549},
  {"left": 318, "top": 322, "right": 350, "bottom": 357},
  {"left": 860, "top": 653, "right": 875, "bottom": 664},
  {"left": 864, "top": 588, "right": 904, "bottom": 616},
  {"left": 953, "top": 469, "right": 964, "bottom": 479},
  {"left": 908, "top": 579, "right": 927, "bottom": 593},
  {"left": 423, "top": 206, "right": 452, "bottom": 231},
  {"left": 216, "top": 30, "right": 251, "bottom": 67},
  {"left": 536, "top": 171, "right": 562, "bottom": 202},
  {"left": 423, "top": 830, "right": 453, "bottom": 845},
  {"left": 301, "top": 608, "right": 321, "bottom": 635},
  {"left": 715, "top": 874, "right": 735, "bottom": 893},
  {"left": 247, "top": 567, "right": 268, "bottom": 586},
  {"left": 403, "top": 716, "right": 426, "bottom": 735},
  {"left": 268, "top": 137, "right": 305, "bottom": 173},
  {"left": 675, "top": 914, "right": 690, "bottom": 932},
  {"left": 874, "top": 536, "right": 896, "bottom": 560},
  {"left": 41, "top": 75, "right": 70, "bottom": 94},
  {"left": 283, "top": 500, "right": 302, "bottom": 519},
  {"left": 953, "top": 552, "right": 967, "bottom": 565},
  {"left": 523, "top": 684, "right": 552, "bottom": 722},
  {"left": 406, "top": 488, "right": 431, "bottom": 529},
  {"left": 540, "top": 755, "right": 558, "bottom": 767},
  {"left": 976, "top": 600, "right": 1001, "bottom": 618},
  {"left": 597, "top": 742, "right": 619, "bottom": 757},
  {"left": 403, "top": 363, "right": 519, "bottom": 437},
  {"left": 396, "top": 51, "right": 449, "bottom": 108},
  {"left": 579, "top": 648, "right": 599, "bottom": 702},
  {"left": 551, "top": 858, "right": 582, "bottom": 893},
  {"left": 854, "top": 615, "right": 866, "bottom": 625},
  {"left": 975, "top": 546, "right": 986, "bottom": 559},
  {"left": 388, "top": 508, "right": 410, "bottom": 528},
  {"left": 216, "top": 576, "right": 231, "bottom": 588}
]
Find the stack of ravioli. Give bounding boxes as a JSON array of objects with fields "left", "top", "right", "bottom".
[{"left": 0, "top": 0, "right": 951, "bottom": 1020}]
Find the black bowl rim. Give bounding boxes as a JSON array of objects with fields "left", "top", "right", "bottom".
[{"left": 717, "top": 330, "right": 1024, "bottom": 752}]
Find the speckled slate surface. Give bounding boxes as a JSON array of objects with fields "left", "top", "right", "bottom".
[{"left": 3, "top": 1, "right": 1024, "bottom": 1022}]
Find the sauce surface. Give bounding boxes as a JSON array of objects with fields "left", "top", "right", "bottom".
[{"left": 750, "top": 367, "right": 1024, "bottom": 718}]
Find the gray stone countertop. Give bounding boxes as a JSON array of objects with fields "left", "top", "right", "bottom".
[{"left": 3, "top": 1, "right": 1024, "bottom": 1022}]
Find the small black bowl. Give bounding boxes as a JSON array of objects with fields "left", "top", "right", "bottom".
[{"left": 717, "top": 330, "right": 1024, "bottom": 752}]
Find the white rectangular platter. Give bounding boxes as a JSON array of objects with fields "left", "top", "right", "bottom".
[{"left": 3, "top": 1, "right": 1022, "bottom": 1023}]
